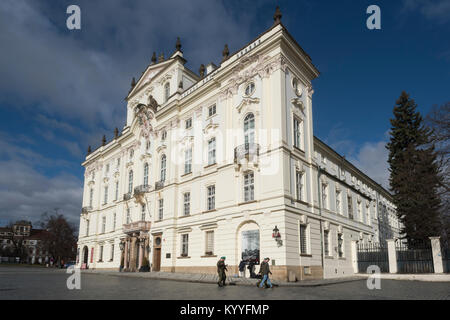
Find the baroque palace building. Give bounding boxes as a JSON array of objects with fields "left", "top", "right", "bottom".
[{"left": 76, "top": 8, "right": 401, "bottom": 280}]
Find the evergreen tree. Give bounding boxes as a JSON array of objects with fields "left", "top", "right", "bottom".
[{"left": 386, "top": 91, "right": 442, "bottom": 241}]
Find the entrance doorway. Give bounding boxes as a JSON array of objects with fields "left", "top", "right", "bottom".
[
  {"left": 82, "top": 246, "right": 88, "bottom": 269},
  {"left": 153, "top": 235, "right": 162, "bottom": 271},
  {"left": 237, "top": 222, "right": 260, "bottom": 278}
]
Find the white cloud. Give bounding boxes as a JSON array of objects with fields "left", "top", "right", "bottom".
[{"left": 402, "top": 0, "right": 450, "bottom": 24}]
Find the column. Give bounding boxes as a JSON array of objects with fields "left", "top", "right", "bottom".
[
  {"left": 429, "top": 237, "right": 444, "bottom": 274},
  {"left": 386, "top": 239, "right": 397, "bottom": 274},
  {"left": 351, "top": 240, "right": 358, "bottom": 274},
  {"left": 138, "top": 240, "right": 144, "bottom": 270},
  {"left": 124, "top": 238, "right": 129, "bottom": 270},
  {"left": 130, "top": 236, "right": 137, "bottom": 271}
]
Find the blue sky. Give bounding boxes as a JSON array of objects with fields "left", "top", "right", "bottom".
[{"left": 0, "top": 0, "right": 449, "bottom": 227}]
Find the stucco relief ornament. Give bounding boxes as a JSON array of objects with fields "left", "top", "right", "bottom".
[{"left": 134, "top": 104, "right": 154, "bottom": 139}]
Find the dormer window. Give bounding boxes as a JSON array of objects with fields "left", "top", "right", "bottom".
[
  {"left": 244, "top": 82, "right": 255, "bottom": 96},
  {"left": 164, "top": 82, "right": 170, "bottom": 102}
]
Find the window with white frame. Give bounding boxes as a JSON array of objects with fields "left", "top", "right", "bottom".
[
  {"left": 207, "top": 185, "right": 215, "bottom": 211},
  {"left": 244, "top": 82, "right": 255, "bottom": 96},
  {"left": 185, "top": 118, "right": 192, "bottom": 129},
  {"left": 244, "top": 171, "right": 254, "bottom": 202},
  {"left": 143, "top": 163, "right": 149, "bottom": 187},
  {"left": 158, "top": 199, "right": 164, "bottom": 220},
  {"left": 348, "top": 195, "right": 354, "bottom": 219},
  {"left": 115, "top": 181, "right": 119, "bottom": 201},
  {"left": 146, "top": 140, "right": 151, "bottom": 152},
  {"left": 102, "top": 216, "right": 106, "bottom": 233},
  {"left": 183, "top": 192, "right": 190, "bottom": 216},
  {"left": 161, "top": 130, "right": 167, "bottom": 141},
  {"left": 126, "top": 208, "right": 131, "bottom": 224},
  {"left": 160, "top": 155, "right": 166, "bottom": 181},
  {"left": 208, "top": 104, "right": 216, "bottom": 117},
  {"left": 293, "top": 117, "right": 301, "bottom": 149},
  {"left": 141, "top": 204, "right": 146, "bottom": 221},
  {"left": 110, "top": 244, "right": 114, "bottom": 261},
  {"left": 299, "top": 224, "right": 308, "bottom": 254},
  {"left": 103, "top": 186, "right": 108, "bottom": 204},
  {"left": 185, "top": 148, "right": 192, "bottom": 174},
  {"left": 336, "top": 189, "right": 341, "bottom": 214},
  {"left": 296, "top": 170, "right": 303, "bottom": 201},
  {"left": 208, "top": 138, "right": 216, "bottom": 165},
  {"left": 321, "top": 183, "right": 328, "bottom": 209},
  {"left": 205, "top": 231, "right": 214, "bottom": 255},
  {"left": 99, "top": 245, "right": 104, "bottom": 262},
  {"left": 324, "top": 230, "right": 330, "bottom": 256},
  {"left": 128, "top": 170, "right": 133, "bottom": 194},
  {"left": 164, "top": 82, "right": 170, "bottom": 102},
  {"left": 89, "top": 188, "right": 93, "bottom": 207},
  {"left": 244, "top": 113, "right": 255, "bottom": 145},
  {"left": 338, "top": 233, "right": 344, "bottom": 257},
  {"left": 181, "top": 234, "right": 189, "bottom": 256}
]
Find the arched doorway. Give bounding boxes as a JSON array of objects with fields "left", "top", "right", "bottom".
[
  {"left": 236, "top": 221, "right": 260, "bottom": 278},
  {"left": 82, "top": 246, "right": 89, "bottom": 268}
]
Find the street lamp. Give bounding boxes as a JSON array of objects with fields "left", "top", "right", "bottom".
[{"left": 272, "top": 226, "right": 282, "bottom": 247}]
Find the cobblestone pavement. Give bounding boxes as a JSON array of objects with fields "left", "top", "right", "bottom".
[{"left": 0, "top": 266, "right": 449, "bottom": 300}]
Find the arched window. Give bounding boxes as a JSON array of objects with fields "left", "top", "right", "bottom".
[
  {"left": 164, "top": 83, "right": 170, "bottom": 102},
  {"left": 160, "top": 155, "right": 166, "bottom": 182},
  {"left": 143, "top": 163, "right": 149, "bottom": 187},
  {"left": 128, "top": 170, "right": 133, "bottom": 194},
  {"left": 244, "top": 113, "right": 255, "bottom": 145},
  {"left": 244, "top": 171, "right": 254, "bottom": 202}
]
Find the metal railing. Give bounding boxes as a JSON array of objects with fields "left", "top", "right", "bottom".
[
  {"left": 123, "top": 221, "right": 151, "bottom": 234},
  {"left": 81, "top": 206, "right": 92, "bottom": 214},
  {"left": 134, "top": 185, "right": 151, "bottom": 195},
  {"left": 155, "top": 181, "right": 165, "bottom": 191},
  {"left": 234, "top": 143, "right": 260, "bottom": 163},
  {"left": 123, "top": 193, "right": 132, "bottom": 201}
]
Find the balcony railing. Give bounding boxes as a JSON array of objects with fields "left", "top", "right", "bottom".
[
  {"left": 123, "top": 192, "right": 132, "bottom": 201},
  {"left": 123, "top": 221, "right": 151, "bottom": 234},
  {"left": 134, "top": 185, "right": 151, "bottom": 196},
  {"left": 234, "top": 143, "right": 260, "bottom": 163},
  {"left": 155, "top": 180, "right": 165, "bottom": 191},
  {"left": 81, "top": 206, "right": 92, "bottom": 214}
]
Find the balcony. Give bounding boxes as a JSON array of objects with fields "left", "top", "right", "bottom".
[
  {"left": 123, "top": 192, "right": 132, "bottom": 201},
  {"left": 123, "top": 221, "right": 151, "bottom": 234},
  {"left": 234, "top": 143, "right": 260, "bottom": 164},
  {"left": 155, "top": 180, "right": 165, "bottom": 191},
  {"left": 134, "top": 185, "right": 151, "bottom": 196},
  {"left": 81, "top": 206, "right": 92, "bottom": 214}
]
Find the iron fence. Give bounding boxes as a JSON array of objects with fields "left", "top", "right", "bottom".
[
  {"left": 357, "top": 242, "right": 389, "bottom": 273},
  {"left": 442, "top": 245, "right": 450, "bottom": 273},
  {"left": 396, "top": 239, "right": 434, "bottom": 274}
]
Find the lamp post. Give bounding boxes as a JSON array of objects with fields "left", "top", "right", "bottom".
[{"left": 272, "top": 225, "right": 282, "bottom": 247}]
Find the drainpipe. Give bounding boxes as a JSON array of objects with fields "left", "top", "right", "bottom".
[{"left": 316, "top": 165, "right": 324, "bottom": 272}]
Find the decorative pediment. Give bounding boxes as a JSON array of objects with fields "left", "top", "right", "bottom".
[
  {"left": 291, "top": 97, "right": 305, "bottom": 113},
  {"left": 295, "top": 161, "right": 305, "bottom": 173},
  {"left": 179, "top": 135, "right": 194, "bottom": 149},
  {"left": 203, "top": 121, "right": 219, "bottom": 136},
  {"left": 236, "top": 97, "right": 260, "bottom": 113}
]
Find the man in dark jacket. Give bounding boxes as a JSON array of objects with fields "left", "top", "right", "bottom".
[
  {"left": 258, "top": 257, "right": 273, "bottom": 288},
  {"left": 217, "top": 257, "right": 227, "bottom": 287}
]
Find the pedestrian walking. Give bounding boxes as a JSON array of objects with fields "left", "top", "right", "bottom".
[
  {"left": 238, "top": 260, "right": 246, "bottom": 278},
  {"left": 217, "top": 256, "right": 228, "bottom": 287},
  {"left": 258, "top": 257, "right": 273, "bottom": 289}
]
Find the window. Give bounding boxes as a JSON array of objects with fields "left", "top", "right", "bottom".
[
  {"left": 128, "top": 170, "right": 133, "bottom": 194},
  {"left": 321, "top": 183, "right": 328, "bottom": 209},
  {"left": 334, "top": 190, "right": 340, "bottom": 214},
  {"left": 181, "top": 234, "right": 189, "bottom": 256},
  {"left": 158, "top": 199, "right": 164, "bottom": 220},
  {"left": 146, "top": 140, "right": 151, "bottom": 152},
  {"left": 126, "top": 208, "right": 131, "bottom": 224},
  {"left": 299, "top": 224, "right": 308, "bottom": 254},
  {"left": 86, "top": 220, "right": 89, "bottom": 236},
  {"left": 338, "top": 233, "right": 344, "bottom": 258},
  {"left": 244, "top": 171, "right": 254, "bottom": 202},
  {"left": 244, "top": 82, "right": 255, "bottom": 96},
  {"left": 160, "top": 155, "right": 166, "bottom": 181},
  {"left": 110, "top": 244, "right": 114, "bottom": 261},
  {"left": 130, "top": 149, "right": 134, "bottom": 159},
  {"left": 244, "top": 113, "right": 255, "bottom": 145},
  {"left": 296, "top": 170, "right": 303, "bottom": 201},
  {"left": 184, "top": 148, "right": 192, "bottom": 174},
  {"left": 106, "top": 164, "right": 110, "bottom": 174},
  {"left": 324, "top": 230, "right": 330, "bottom": 256},
  {"left": 89, "top": 188, "right": 94, "bottom": 207},
  {"left": 208, "top": 138, "right": 216, "bottom": 165},
  {"left": 208, "top": 104, "right": 216, "bottom": 117},
  {"left": 113, "top": 213, "right": 116, "bottom": 230},
  {"left": 164, "top": 82, "right": 170, "bottom": 102},
  {"left": 185, "top": 118, "right": 192, "bottom": 129},
  {"left": 207, "top": 185, "right": 215, "bottom": 211},
  {"left": 98, "top": 245, "right": 104, "bottom": 262},
  {"left": 183, "top": 192, "right": 190, "bottom": 216},
  {"left": 357, "top": 201, "right": 362, "bottom": 222},
  {"left": 115, "top": 181, "right": 119, "bottom": 201},
  {"left": 293, "top": 117, "right": 301, "bottom": 149},
  {"left": 143, "top": 163, "right": 149, "bottom": 187},
  {"left": 161, "top": 130, "right": 167, "bottom": 141},
  {"left": 141, "top": 204, "right": 146, "bottom": 221},
  {"left": 103, "top": 186, "right": 108, "bottom": 204},
  {"left": 348, "top": 196, "right": 353, "bottom": 220},
  {"left": 102, "top": 216, "right": 106, "bottom": 233},
  {"left": 205, "top": 231, "right": 214, "bottom": 255},
  {"left": 117, "top": 157, "right": 120, "bottom": 167}
]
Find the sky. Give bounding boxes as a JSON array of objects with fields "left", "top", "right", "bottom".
[{"left": 0, "top": 0, "right": 449, "bottom": 228}]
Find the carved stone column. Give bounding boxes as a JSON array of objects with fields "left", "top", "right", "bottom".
[
  {"left": 124, "top": 238, "right": 129, "bottom": 270},
  {"left": 138, "top": 239, "right": 144, "bottom": 269},
  {"left": 130, "top": 236, "right": 137, "bottom": 271}
]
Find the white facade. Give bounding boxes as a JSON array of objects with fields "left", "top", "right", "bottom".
[{"left": 76, "top": 19, "right": 401, "bottom": 281}]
